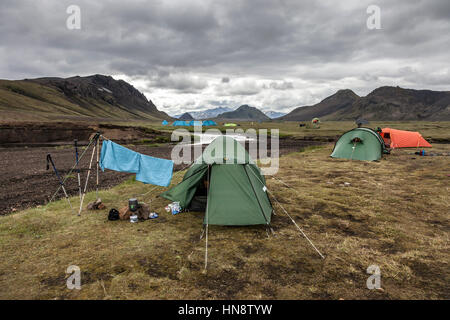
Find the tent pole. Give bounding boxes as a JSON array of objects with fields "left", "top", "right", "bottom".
[
  {"left": 78, "top": 143, "right": 96, "bottom": 216},
  {"left": 204, "top": 165, "right": 211, "bottom": 270},
  {"left": 96, "top": 134, "right": 100, "bottom": 199},
  {"left": 204, "top": 224, "right": 209, "bottom": 270}
]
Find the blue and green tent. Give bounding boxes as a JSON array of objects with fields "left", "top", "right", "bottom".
[
  {"left": 202, "top": 120, "right": 217, "bottom": 126},
  {"left": 173, "top": 120, "right": 188, "bottom": 126},
  {"left": 189, "top": 120, "right": 203, "bottom": 126}
]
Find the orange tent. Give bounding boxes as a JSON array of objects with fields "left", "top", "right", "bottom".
[{"left": 380, "top": 128, "right": 432, "bottom": 148}]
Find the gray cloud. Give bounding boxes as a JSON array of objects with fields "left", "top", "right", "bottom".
[
  {"left": 0, "top": 0, "right": 449, "bottom": 114},
  {"left": 267, "top": 81, "right": 294, "bottom": 90}
]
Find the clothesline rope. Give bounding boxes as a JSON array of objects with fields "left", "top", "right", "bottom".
[
  {"left": 100, "top": 138, "right": 174, "bottom": 187},
  {"left": 99, "top": 134, "right": 190, "bottom": 205},
  {"left": 48, "top": 134, "right": 181, "bottom": 211}
]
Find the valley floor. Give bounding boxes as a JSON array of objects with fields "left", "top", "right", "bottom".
[{"left": 0, "top": 143, "right": 448, "bottom": 299}]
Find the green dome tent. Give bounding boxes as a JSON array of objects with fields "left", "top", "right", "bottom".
[
  {"left": 331, "top": 128, "right": 387, "bottom": 161},
  {"left": 161, "top": 136, "right": 272, "bottom": 226}
]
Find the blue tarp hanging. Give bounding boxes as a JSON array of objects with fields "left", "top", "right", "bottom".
[
  {"left": 136, "top": 154, "right": 173, "bottom": 187},
  {"left": 100, "top": 140, "right": 173, "bottom": 187},
  {"left": 99, "top": 140, "right": 140, "bottom": 173}
]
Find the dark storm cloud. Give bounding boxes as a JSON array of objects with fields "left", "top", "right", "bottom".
[{"left": 0, "top": 0, "right": 449, "bottom": 113}]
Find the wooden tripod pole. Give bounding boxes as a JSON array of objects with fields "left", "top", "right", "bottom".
[
  {"left": 78, "top": 143, "right": 96, "bottom": 216},
  {"left": 96, "top": 136, "right": 100, "bottom": 199}
]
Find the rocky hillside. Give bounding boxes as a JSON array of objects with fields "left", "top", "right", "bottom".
[
  {"left": 217, "top": 105, "right": 270, "bottom": 121},
  {"left": 280, "top": 89, "right": 360, "bottom": 121},
  {"left": 178, "top": 112, "right": 194, "bottom": 120},
  {"left": 281, "top": 86, "right": 450, "bottom": 121},
  {"left": 0, "top": 74, "right": 170, "bottom": 121}
]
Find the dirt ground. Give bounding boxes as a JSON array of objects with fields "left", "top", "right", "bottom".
[{"left": 0, "top": 138, "right": 320, "bottom": 215}]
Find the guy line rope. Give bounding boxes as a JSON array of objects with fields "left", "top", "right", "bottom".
[{"left": 247, "top": 166, "right": 325, "bottom": 259}]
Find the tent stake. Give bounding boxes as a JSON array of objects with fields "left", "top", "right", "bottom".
[
  {"left": 204, "top": 224, "right": 209, "bottom": 270},
  {"left": 204, "top": 165, "right": 211, "bottom": 270}
]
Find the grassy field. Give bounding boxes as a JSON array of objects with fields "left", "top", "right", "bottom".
[{"left": 0, "top": 138, "right": 448, "bottom": 299}]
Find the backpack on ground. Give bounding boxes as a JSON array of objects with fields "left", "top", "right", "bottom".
[{"left": 108, "top": 208, "right": 120, "bottom": 221}]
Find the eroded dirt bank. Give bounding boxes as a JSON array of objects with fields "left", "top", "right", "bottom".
[{"left": 0, "top": 122, "right": 168, "bottom": 146}]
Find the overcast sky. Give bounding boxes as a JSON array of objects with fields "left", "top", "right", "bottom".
[{"left": 0, "top": 0, "right": 449, "bottom": 115}]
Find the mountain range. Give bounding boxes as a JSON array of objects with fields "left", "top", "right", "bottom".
[
  {"left": 217, "top": 105, "right": 271, "bottom": 121},
  {"left": 174, "top": 106, "right": 233, "bottom": 119},
  {"left": 0, "top": 74, "right": 170, "bottom": 121},
  {"left": 265, "top": 111, "right": 287, "bottom": 119},
  {"left": 1, "top": 74, "right": 448, "bottom": 122},
  {"left": 178, "top": 112, "right": 194, "bottom": 120},
  {"left": 281, "top": 86, "right": 450, "bottom": 121}
]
